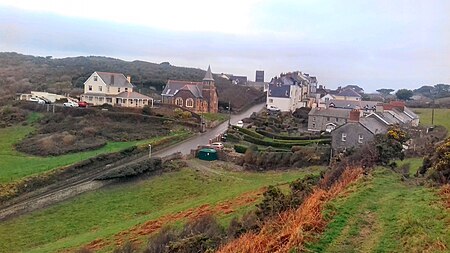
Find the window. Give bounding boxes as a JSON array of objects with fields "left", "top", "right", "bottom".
[
  {"left": 312, "top": 117, "right": 316, "bottom": 122},
  {"left": 327, "top": 117, "right": 330, "bottom": 121},
  {"left": 312, "top": 123, "right": 316, "bottom": 128},
  {"left": 125, "top": 88, "right": 128, "bottom": 92},
  {"left": 99, "top": 86, "right": 102, "bottom": 92},
  {"left": 88, "top": 85, "right": 92, "bottom": 91},
  {"left": 335, "top": 117, "right": 338, "bottom": 122},
  {"left": 118, "top": 88, "right": 121, "bottom": 92},
  {"left": 269, "top": 99, "right": 273, "bottom": 103},
  {"left": 88, "top": 96, "right": 93, "bottom": 101},
  {"left": 341, "top": 133, "right": 347, "bottom": 142},
  {"left": 106, "top": 98, "right": 112, "bottom": 103},
  {"left": 94, "top": 76, "right": 97, "bottom": 81},
  {"left": 130, "top": 99, "right": 133, "bottom": 104},
  {"left": 175, "top": 97, "right": 183, "bottom": 106},
  {"left": 186, "top": 98, "right": 194, "bottom": 107},
  {"left": 358, "top": 134, "right": 363, "bottom": 143}
]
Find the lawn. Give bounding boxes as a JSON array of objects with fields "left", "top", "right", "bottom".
[
  {"left": 201, "top": 112, "right": 228, "bottom": 122},
  {"left": 307, "top": 159, "right": 450, "bottom": 253},
  {"left": 0, "top": 125, "right": 190, "bottom": 184},
  {"left": 413, "top": 108, "right": 450, "bottom": 130},
  {"left": 0, "top": 164, "right": 324, "bottom": 253}
]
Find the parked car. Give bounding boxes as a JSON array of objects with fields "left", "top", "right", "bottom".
[
  {"left": 267, "top": 105, "right": 280, "bottom": 112},
  {"left": 29, "top": 97, "right": 45, "bottom": 104},
  {"left": 211, "top": 142, "right": 224, "bottom": 150},
  {"left": 235, "top": 120, "right": 244, "bottom": 128},
  {"left": 78, "top": 101, "right": 88, "bottom": 107},
  {"left": 63, "top": 101, "right": 79, "bottom": 107}
]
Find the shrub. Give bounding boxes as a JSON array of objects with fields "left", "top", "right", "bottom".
[
  {"left": 181, "top": 111, "right": 192, "bottom": 119},
  {"left": 255, "top": 186, "right": 289, "bottom": 220},
  {"left": 231, "top": 125, "right": 264, "bottom": 139}
]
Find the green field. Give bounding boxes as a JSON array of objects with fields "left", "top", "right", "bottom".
[
  {"left": 413, "top": 108, "right": 450, "bottom": 130},
  {"left": 307, "top": 160, "right": 450, "bottom": 253},
  {"left": 0, "top": 163, "right": 323, "bottom": 253},
  {"left": 0, "top": 125, "right": 189, "bottom": 184}
]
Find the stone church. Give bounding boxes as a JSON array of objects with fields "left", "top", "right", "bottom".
[{"left": 161, "top": 66, "right": 218, "bottom": 113}]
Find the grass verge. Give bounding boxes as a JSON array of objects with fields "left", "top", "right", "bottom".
[{"left": 413, "top": 108, "right": 450, "bottom": 131}]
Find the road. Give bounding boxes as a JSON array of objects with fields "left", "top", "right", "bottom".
[{"left": 154, "top": 103, "right": 264, "bottom": 157}]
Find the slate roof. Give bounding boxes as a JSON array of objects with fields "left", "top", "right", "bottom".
[
  {"left": 403, "top": 107, "right": 419, "bottom": 119},
  {"left": 359, "top": 117, "right": 388, "bottom": 135},
  {"left": 327, "top": 100, "right": 379, "bottom": 110},
  {"left": 268, "top": 83, "right": 291, "bottom": 98},
  {"left": 116, "top": 91, "right": 151, "bottom": 99},
  {"left": 336, "top": 88, "right": 362, "bottom": 98},
  {"left": 308, "top": 107, "right": 351, "bottom": 118},
  {"left": 96, "top": 72, "right": 134, "bottom": 88},
  {"left": 203, "top": 65, "right": 214, "bottom": 82},
  {"left": 162, "top": 80, "right": 203, "bottom": 98}
]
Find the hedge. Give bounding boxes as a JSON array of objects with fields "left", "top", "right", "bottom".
[
  {"left": 255, "top": 128, "right": 331, "bottom": 140},
  {"left": 231, "top": 125, "right": 264, "bottom": 139},
  {"left": 234, "top": 144, "right": 248, "bottom": 154},
  {"left": 243, "top": 134, "right": 330, "bottom": 149}
]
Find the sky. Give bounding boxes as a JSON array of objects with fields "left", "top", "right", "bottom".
[{"left": 0, "top": 0, "right": 449, "bottom": 92}]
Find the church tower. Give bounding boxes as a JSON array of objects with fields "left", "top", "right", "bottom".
[{"left": 202, "top": 65, "right": 218, "bottom": 113}]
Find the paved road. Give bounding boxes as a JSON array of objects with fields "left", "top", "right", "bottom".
[{"left": 155, "top": 103, "right": 264, "bottom": 157}]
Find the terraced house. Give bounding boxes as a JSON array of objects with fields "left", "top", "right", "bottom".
[{"left": 80, "top": 72, "right": 153, "bottom": 107}]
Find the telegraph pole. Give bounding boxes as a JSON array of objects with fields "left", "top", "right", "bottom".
[{"left": 228, "top": 101, "right": 231, "bottom": 126}]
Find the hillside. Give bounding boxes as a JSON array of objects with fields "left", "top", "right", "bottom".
[{"left": 0, "top": 52, "right": 264, "bottom": 110}]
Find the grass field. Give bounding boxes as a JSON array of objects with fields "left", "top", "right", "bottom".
[
  {"left": 307, "top": 159, "right": 450, "bottom": 253},
  {"left": 0, "top": 164, "right": 323, "bottom": 253},
  {"left": 0, "top": 125, "right": 189, "bottom": 184},
  {"left": 413, "top": 108, "right": 450, "bottom": 130}
]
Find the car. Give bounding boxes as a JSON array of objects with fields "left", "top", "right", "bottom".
[
  {"left": 63, "top": 101, "right": 79, "bottom": 107},
  {"left": 29, "top": 97, "right": 45, "bottom": 104},
  {"left": 211, "top": 142, "right": 224, "bottom": 150},
  {"left": 267, "top": 105, "right": 281, "bottom": 112},
  {"left": 235, "top": 120, "right": 244, "bottom": 128},
  {"left": 78, "top": 101, "right": 88, "bottom": 107}
]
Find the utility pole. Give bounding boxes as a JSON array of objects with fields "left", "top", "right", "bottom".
[
  {"left": 148, "top": 144, "right": 152, "bottom": 159},
  {"left": 431, "top": 99, "right": 435, "bottom": 126},
  {"left": 228, "top": 101, "right": 231, "bottom": 126}
]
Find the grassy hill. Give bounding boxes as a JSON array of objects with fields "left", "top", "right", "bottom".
[{"left": 0, "top": 162, "right": 323, "bottom": 252}]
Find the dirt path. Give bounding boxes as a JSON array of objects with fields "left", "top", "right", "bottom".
[{"left": 79, "top": 189, "right": 264, "bottom": 252}]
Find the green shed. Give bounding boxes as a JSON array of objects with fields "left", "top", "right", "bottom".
[{"left": 197, "top": 148, "right": 218, "bottom": 161}]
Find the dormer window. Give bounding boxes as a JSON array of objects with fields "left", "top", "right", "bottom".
[
  {"left": 118, "top": 88, "right": 121, "bottom": 92},
  {"left": 94, "top": 76, "right": 97, "bottom": 81}
]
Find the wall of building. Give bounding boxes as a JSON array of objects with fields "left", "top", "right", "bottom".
[
  {"left": 308, "top": 115, "right": 347, "bottom": 132},
  {"left": 331, "top": 123, "right": 374, "bottom": 152}
]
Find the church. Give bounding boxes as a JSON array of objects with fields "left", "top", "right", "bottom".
[{"left": 161, "top": 66, "right": 219, "bottom": 113}]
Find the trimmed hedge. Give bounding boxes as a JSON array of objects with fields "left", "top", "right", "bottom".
[
  {"left": 243, "top": 134, "right": 330, "bottom": 149},
  {"left": 234, "top": 144, "right": 248, "bottom": 154},
  {"left": 255, "top": 128, "right": 331, "bottom": 140},
  {"left": 231, "top": 126, "right": 264, "bottom": 139}
]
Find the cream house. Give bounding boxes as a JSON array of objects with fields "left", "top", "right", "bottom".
[{"left": 80, "top": 72, "right": 152, "bottom": 107}]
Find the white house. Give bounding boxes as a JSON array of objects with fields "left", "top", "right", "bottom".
[
  {"left": 80, "top": 72, "right": 153, "bottom": 108},
  {"left": 266, "top": 71, "right": 317, "bottom": 112}
]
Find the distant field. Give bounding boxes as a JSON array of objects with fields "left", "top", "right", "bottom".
[
  {"left": 0, "top": 163, "right": 323, "bottom": 253},
  {"left": 0, "top": 125, "right": 189, "bottom": 184},
  {"left": 307, "top": 159, "right": 450, "bottom": 253},
  {"left": 413, "top": 108, "right": 450, "bottom": 130}
]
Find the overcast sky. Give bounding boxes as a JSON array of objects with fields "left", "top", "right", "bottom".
[{"left": 0, "top": 0, "right": 449, "bottom": 92}]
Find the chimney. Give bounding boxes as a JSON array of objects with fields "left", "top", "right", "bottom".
[
  {"left": 127, "top": 75, "right": 131, "bottom": 83},
  {"left": 349, "top": 109, "right": 360, "bottom": 122}
]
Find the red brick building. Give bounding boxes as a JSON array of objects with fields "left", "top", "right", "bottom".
[{"left": 161, "top": 66, "right": 218, "bottom": 113}]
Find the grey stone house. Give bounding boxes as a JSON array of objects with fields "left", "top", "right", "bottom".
[
  {"left": 331, "top": 110, "right": 388, "bottom": 152},
  {"left": 308, "top": 107, "right": 351, "bottom": 132}
]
